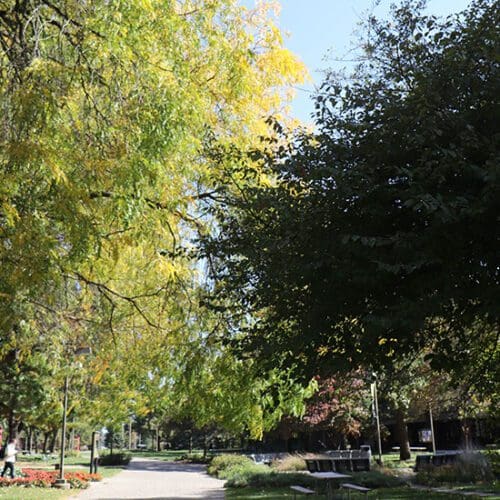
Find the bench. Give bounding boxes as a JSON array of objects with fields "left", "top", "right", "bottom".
[
  {"left": 248, "top": 452, "right": 286, "bottom": 465},
  {"left": 392, "top": 446, "right": 427, "bottom": 452},
  {"left": 305, "top": 450, "right": 371, "bottom": 473},
  {"left": 415, "top": 450, "right": 464, "bottom": 471},
  {"left": 290, "top": 485, "right": 315, "bottom": 498},
  {"left": 340, "top": 483, "right": 371, "bottom": 498}
]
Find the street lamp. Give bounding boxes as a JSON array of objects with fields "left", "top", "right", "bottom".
[
  {"left": 54, "top": 346, "right": 91, "bottom": 490},
  {"left": 429, "top": 404, "right": 437, "bottom": 454},
  {"left": 370, "top": 372, "right": 383, "bottom": 466}
]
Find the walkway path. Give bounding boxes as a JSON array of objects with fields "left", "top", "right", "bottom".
[{"left": 71, "top": 458, "right": 225, "bottom": 499}]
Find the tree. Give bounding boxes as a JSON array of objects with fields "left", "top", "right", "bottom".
[
  {"left": 201, "top": 0, "right": 499, "bottom": 387},
  {"left": 0, "top": 0, "right": 305, "bottom": 335},
  {"left": 0, "top": 0, "right": 307, "bottom": 438},
  {"left": 293, "top": 373, "right": 370, "bottom": 450}
]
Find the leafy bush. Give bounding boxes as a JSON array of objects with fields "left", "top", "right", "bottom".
[
  {"left": 271, "top": 454, "right": 306, "bottom": 472},
  {"left": 99, "top": 452, "right": 132, "bottom": 466},
  {"left": 225, "top": 467, "right": 317, "bottom": 489},
  {"left": 222, "top": 462, "right": 270, "bottom": 486},
  {"left": 483, "top": 450, "right": 500, "bottom": 477},
  {"left": 348, "top": 470, "right": 406, "bottom": 488},
  {"left": 209, "top": 453, "right": 404, "bottom": 490},
  {"left": 416, "top": 453, "right": 494, "bottom": 486},
  {"left": 207, "top": 454, "right": 254, "bottom": 477}
]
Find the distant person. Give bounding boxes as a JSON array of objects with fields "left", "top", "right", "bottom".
[{"left": 1, "top": 438, "right": 17, "bottom": 478}]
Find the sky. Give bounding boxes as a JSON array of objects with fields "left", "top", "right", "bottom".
[{"left": 242, "top": 0, "right": 473, "bottom": 123}]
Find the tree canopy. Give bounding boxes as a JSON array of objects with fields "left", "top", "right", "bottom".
[
  {"left": 0, "top": 0, "right": 309, "bottom": 438},
  {"left": 202, "top": 0, "right": 499, "bottom": 389}
]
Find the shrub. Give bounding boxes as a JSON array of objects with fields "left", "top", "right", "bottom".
[
  {"left": 209, "top": 456, "right": 316, "bottom": 489},
  {"left": 271, "top": 454, "right": 306, "bottom": 472},
  {"left": 225, "top": 467, "right": 317, "bottom": 489},
  {"left": 222, "top": 462, "right": 270, "bottom": 486},
  {"left": 348, "top": 470, "right": 406, "bottom": 489},
  {"left": 207, "top": 454, "right": 254, "bottom": 477},
  {"left": 99, "top": 452, "right": 132, "bottom": 466},
  {"left": 483, "top": 450, "right": 500, "bottom": 477},
  {"left": 416, "top": 453, "right": 494, "bottom": 486}
]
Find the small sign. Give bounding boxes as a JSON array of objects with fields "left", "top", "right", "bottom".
[{"left": 419, "top": 429, "right": 432, "bottom": 443}]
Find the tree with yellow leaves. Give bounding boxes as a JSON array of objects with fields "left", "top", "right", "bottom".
[{"left": 0, "top": 0, "right": 309, "bottom": 441}]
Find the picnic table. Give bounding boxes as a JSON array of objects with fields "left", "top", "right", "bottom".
[{"left": 309, "top": 471, "right": 352, "bottom": 499}]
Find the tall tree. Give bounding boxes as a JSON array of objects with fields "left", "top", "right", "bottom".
[
  {"left": 201, "top": 0, "right": 499, "bottom": 385},
  {"left": 0, "top": 0, "right": 305, "bottom": 329},
  {"left": 0, "top": 0, "right": 307, "bottom": 433}
]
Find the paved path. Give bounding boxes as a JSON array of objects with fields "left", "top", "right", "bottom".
[{"left": 71, "top": 458, "right": 225, "bottom": 499}]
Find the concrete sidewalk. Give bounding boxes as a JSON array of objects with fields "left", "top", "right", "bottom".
[{"left": 71, "top": 458, "right": 225, "bottom": 499}]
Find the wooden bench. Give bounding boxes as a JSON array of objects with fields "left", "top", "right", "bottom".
[
  {"left": 290, "top": 485, "right": 315, "bottom": 498},
  {"left": 340, "top": 482, "right": 371, "bottom": 498}
]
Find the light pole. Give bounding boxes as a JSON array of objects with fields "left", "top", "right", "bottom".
[
  {"left": 370, "top": 372, "right": 383, "bottom": 466},
  {"left": 429, "top": 404, "right": 436, "bottom": 454},
  {"left": 54, "top": 347, "right": 91, "bottom": 489},
  {"left": 128, "top": 418, "right": 132, "bottom": 450}
]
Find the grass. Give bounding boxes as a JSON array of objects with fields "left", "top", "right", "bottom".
[
  {"left": 0, "top": 488, "right": 72, "bottom": 499},
  {"left": 453, "top": 481, "right": 500, "bottom": 494},
  {"left": 382, "top": 451, "right": 423, "bottom": 469},
  {"left": 130, "top": 449, "right": 205, "bottom": 461},
  {"left": 92, "top": 466, "right": 124, "bottom": 479},
  {"left": 225, "top": 486, "right": 458, "bottom": 499},
  {"left": 0, "top": 458, "right": 125, "bottom": 500},
  {"left": 17, "top": 451, "right": 92, "bottom": 468}
]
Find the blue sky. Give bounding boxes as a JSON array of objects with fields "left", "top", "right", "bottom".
[{"left": 242, "top": 1, "right": 472, "bottom": 123}]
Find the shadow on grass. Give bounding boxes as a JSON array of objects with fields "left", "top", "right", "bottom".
[{"left": 225, "top": 486, "right": 461, "bottom": 499}]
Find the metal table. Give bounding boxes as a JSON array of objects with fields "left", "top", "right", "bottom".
[{"left": 310, "top": 472, "right": 352, "bottom": 499}]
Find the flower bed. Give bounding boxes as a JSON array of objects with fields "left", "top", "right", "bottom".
[{"left": 0, "top": 469, "right": 102, "bottom": 489}]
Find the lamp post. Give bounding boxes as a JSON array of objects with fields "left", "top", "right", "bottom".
[
  {"left": 54, "top": 347, "right": 91, "bottom": 489},
  {"left": 429, "top": 404, "right": 436, "bottom": 454},
  {"left": 370, "top": 372, "right": 383, "bottom": 466}
]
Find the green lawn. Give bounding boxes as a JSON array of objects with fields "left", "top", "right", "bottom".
[
  {"left": 0, "top": 462, "right": 123, "bottom": 499},
  {"left": 0, "top": 488, "right": 71, "bottom": 500},
  {"left": 225, "top": 486, "right": 462, "bottom": 499},
  {"left": 381, "top": 451, "right": 422, "bottom": 469},
  {"left": 131, "top": 449, "right": 206, "bottom": 461},
  {"left": 97, "top": 466, "right": 125, "bottom": 479},
  {"left": 17, "top": 451, "right": 93, "bottom": 468}
]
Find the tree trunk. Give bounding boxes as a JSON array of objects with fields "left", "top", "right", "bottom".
[
  {"left": 462, "top": 419, "right": 471, "bottom": 450},
  {"left": 69, "top": 427, "right": 75, "bottom": 451},
  {"left": 43, "top": 432, "right": 49, "bottom": 453},
  {"left": 203, "top": 432, "right": 208, "bottom": 459},
  {"left": 395, "top": 409, "right": 411, "bottom": 460},
  {"left": 49, "top": 429, "right": 57, "bottom": 453},
  {"left": 27, "top": 426, "right": 32, "bottom": 452},
  {"left": 7, "top": 411, "right": 18, "bottom": 441}
]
